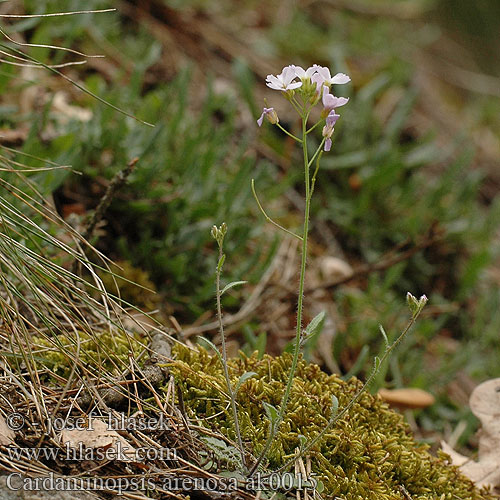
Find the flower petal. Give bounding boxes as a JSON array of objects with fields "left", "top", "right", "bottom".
[
  {"left": 326, "top": 112, "right": 340, "bottom": 127},
  {"left": 322, "top": 86, "right": 334, "bottom": 107},
  {"left": 281, "top": 65, "right": 297, "bottom": 86},
  {"left": 312, "top": 73, "right": 325, "bottom": 92},
  {"left": 331, "top": 96, "right": 349, "bottom": 107},
  {"left": 330, "top": 72, "right": 351, "bottom": 85},
  {"left": 292, "top": 65, "right": 306, "bottom": 79},
  {"left": 286, "top": 81, "right": 303, "bottom": 90},
  {"left": 266, "top": 82, "right": 282, "bottom": 90},
  {"left": 316, "top": 66, "right": 331, "bottom": 82},
  {"left": 305, "top": 65, "right": 318, "bottom": 78}
]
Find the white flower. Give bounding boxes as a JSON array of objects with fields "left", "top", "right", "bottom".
[
  {"left": 312, "top": 66, "right": 351, "bottom": 91},
  {"left": 266, "top": 66, "right": 303, "bottom": 92},
  {"left": 291, "top": 65, "right": 317, "bottom": 80}
]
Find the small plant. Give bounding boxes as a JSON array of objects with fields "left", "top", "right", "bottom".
[
  {"left": 205, "top": 64, "right": 429, "bottom": 479},
  {"left": 206, "top": 223, "right": 248, "bottom": 470}
]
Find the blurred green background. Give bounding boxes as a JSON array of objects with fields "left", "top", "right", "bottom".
[{"left": 2, "top": 0, "right": 500, "bottom": 451}]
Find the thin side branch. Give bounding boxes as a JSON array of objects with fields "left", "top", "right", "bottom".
[
  {"left": 251, "top": 179, "right": 302, "bottom": 241},
  {"left": 82, "top": 157, "right": 139, "bottom": 243},
  {"left": 71, "top": 157, "right": 138, "bottom": 277}
]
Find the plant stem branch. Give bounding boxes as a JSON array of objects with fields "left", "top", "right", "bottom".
[
  {"left": 82, "top": 157, "right": 139, "bottom": 243},
  {"left": 308, "top": 139, "right": 325, "bottom": 169},
  {"left": 275, "top": 123, "right": 302, "bottom": 143},
  {"left": 251, "top": 179, "right": 303, "bottom": 241},
  {"left": 309, "top": 149, "right": 323, "bottom": 199},
  {"left": 306, "top": 121, "right": 322, "bottom": 134},
  {"left": 71, "top": 157, "right": 138, "bottom": 277},
  {"left": 215, "top": 244, "right": 247, "bottom": 472}
]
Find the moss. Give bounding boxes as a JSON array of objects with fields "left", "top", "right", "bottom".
[
  {"left": 98, "top": 260, "right": 160, "bottom": 311},
  {"left": 168, "top": 345, "right": 494, "bottom": 500},
  {"left": 34, "top": 330, "right": 146, "bottom": 379}
]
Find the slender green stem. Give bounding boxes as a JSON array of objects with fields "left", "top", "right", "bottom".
[
  {"left": 307, "top": 139, "right": 325, "bottom": 169},
  {"left": 215, "top": 243, "right": 247, "bottom": 472},
  {"left": 290, "top": 96, "right": 303, "bottom": 114},
  {"left": 306, "top": 121, "right": 322, "bottom": 134},
  {"left": 251, "top": 180, "right": 303, "bottom": 241},
  {"left": 275, "top": 123, "right": 302, "bottom": 143},
  {"left": 248, "top": 109, "right": 312, "bottom": 476},
  {"left": 310, "top": 149, "right": 324, "bottom": 200}
]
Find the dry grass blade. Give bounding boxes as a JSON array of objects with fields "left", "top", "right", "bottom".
[{"left": 0, "top": 158, "right": 201, "bottom": 491}]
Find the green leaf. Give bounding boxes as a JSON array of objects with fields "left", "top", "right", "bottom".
[
  {"left": 301, "top": 312, "right": 326, "bottom": 359},
  {"left": 218, "top": 470, "right": 245, "bottom": 480},
  {"left": 379, "top": 325, "right": 389, "bottom": 349},
  {"left": 297, "top": 434, "right": 307, "bottom": 449},
  {"left": 315, "top": 479, "right": 325, "bottom": 493},
  {"left": 262, "top": 402, "right": 279, "bottom": 426},
  {"left": 217, "top": 254, "right": 226, "bottom": 272},
  {"left": 234, "top": 371, "right": 258, "bottom": 394},
  {"left": 303, "top": 311, "right": 325, "bottom": 338},
  {"left": 200, "top": 436, "right": 242, "bottom": 468},
  {"left": 255, "top": 331, "right": 267, "bottom": 359},
  {"left": 220, "top": 280, "right": 247, "bottom": 296},
  {"left": 197, "top": 336, "right": 223, "bottom": 363}
]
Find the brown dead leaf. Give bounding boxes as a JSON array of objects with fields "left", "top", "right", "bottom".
[
  {"left": 441, "top": 378, "right": 500, "bottom": 488},
  {"left": 378, "top": 387, "right": 435, "bottom": 409},
  {"left": 0, "top": 415, "right": 15, "bottom": 446},
  {"left": 59, "top": 418, "right": 137, "bottom": 462},
  {"left": 440, "top": 440, "right": 470, "bottom": 467}
]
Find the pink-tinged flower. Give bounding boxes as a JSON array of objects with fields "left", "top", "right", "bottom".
[
  {"left": 322, "top": 111, "right": 340, "bottom": 151},
  {"left": 257, "top": 107, "right": 279, "bottom": 127},
  {"left": 291, "top": 65, "right": 317, "bottom": 81},
  {"left": 322, "top": 86, "right": 349, "bottom": 115},
  {"left": 266, "top": 66, "right": 303, "bottom": 91},
  {"left": 312, "top": 65, "right": 351, "bottom": 88}
]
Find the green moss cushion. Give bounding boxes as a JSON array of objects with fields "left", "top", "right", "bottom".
[{"left": 169, "top": 345, "right": 494, "bottom": 500}]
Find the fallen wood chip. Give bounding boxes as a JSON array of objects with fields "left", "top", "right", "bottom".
[{"left": 378, "top": 387, "right": 435, "bottom": 409}]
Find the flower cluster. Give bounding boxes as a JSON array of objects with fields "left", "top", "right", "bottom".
[{"left": 258, "top": 64, "right": 350, "bottom": 151}]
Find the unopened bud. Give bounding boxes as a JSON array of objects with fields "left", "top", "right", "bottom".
[
  {"left": 406, "top": 292, "right": 428, "bottom": 316},
  {"left": 266, "top": 108, "right": 279, "bottom": 125}
]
